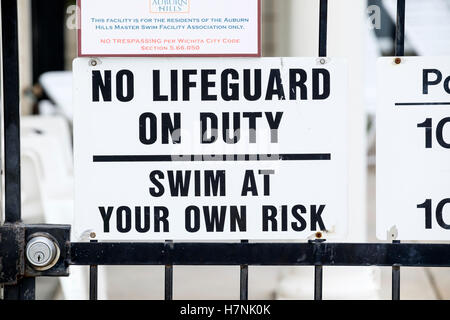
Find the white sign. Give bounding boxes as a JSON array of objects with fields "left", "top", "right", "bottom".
[
  {"left": 377, "top": 56, "right": 450, "bottom": 240},
  {"left": 73, "top": 57, "right": 348, "bottom": 241},
  {"left": 78, "top": 0, "right": 261, "bottom": 57}
]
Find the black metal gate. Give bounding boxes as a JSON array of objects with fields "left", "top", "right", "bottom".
[{"left": 1, "top": 0, "right": 447, "bottom": 301}]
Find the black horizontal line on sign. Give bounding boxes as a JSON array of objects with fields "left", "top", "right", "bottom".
[
  {"left": 396, "top": 102, "right": 450, "bottom": 106},
  {"left": 93, "top": 154, "right": 332, "bottom": 163}
]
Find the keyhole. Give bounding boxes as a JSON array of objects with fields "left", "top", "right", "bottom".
[{"left": 35, "top": 252, "right": 44, "bottom": 263}]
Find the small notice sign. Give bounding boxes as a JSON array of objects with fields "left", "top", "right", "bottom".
[
  {"left": 377, "top": 57, "right": 450, "bottom": 240},
  {"left": 73, "top": 57, "right": 348, "bottom": 241},
  {"left": 78, "top": 0, "right": 261, "bottom": 57}
]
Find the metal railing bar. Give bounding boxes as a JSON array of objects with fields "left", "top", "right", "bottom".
[
  {"left": 395, "top": 0, "right": 406, "bottom": 56},
  {"left": 392, "top": 0, "right": 405, "bottom": 298},
  {"left": 1, "top": 0, "right": 36, "bottom": 301},
  {"left": 164, "top": 265, "right": 173, "bottom": 300},
  {"left": 69, "top": 242, "right": 450, "bottom": 267},
  {"left": 392, "top": 265, "right": 401, "bottom": 300},
  {"left": 314, "top": 266, "right": 323, "bottom": 300},
  {"left": 319, "top": 0, "right": 328, "bottom": 57},
  {"left": 392, "top": 240, "right": 401, "bottom": 300},
  {"left": 164, "top": 240, "right": 173, "bottom": 300},
  {"left": 3, "top": 277, "right": 35, "bottom": 300},
  {"left": 391, "top": 0, "right": 406, "bottom": 301},
  {"left": 89, "top": 240, "right": 98, "bottom": 300},
  {"left": 1, "top": 0, "right": 21, "bottom": 224},
  {"left": 310, "top": 239, "right": 325, "bottom": 300},
  {"left": 240, "top": 240, "right": 249, "bottom": 300},
  {"left": 89, "top": 265, "right": 98, "bottom": 301}
]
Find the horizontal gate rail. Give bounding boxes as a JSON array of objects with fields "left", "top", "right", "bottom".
[{"left": 70, "top": 242, "right": 450, "bottom": 267}]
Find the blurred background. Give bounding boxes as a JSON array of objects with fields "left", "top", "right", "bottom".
[{"left": 6, "top": 0, "right": 450, "bottom": 300}]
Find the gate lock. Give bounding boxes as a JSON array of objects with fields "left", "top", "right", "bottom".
[
  {"left": 0, "top": 224, "right": 70, "bottom": 285},
  {"left": 26, "top": 235, "right": 59, "bottom": 270}
]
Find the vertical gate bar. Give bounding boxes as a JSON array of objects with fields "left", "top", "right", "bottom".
[
  {"left": 89, "top": 265, "right": 98, "bottom": 300},
  {"left": 164, "top": 265, "right": 173, "bottom": 300},
  {"left": 393, "top": 0, "right": 405, "bottom": 298},
  {"left": 240, "top": 265, "right": 249, "bottom": 300},
  {"left": 392, "top": 265, "right": 401, "bottom": 300},
  {"left": 240, "top": 240, "right": 249, "bottom": 300},
  {"left": 314, "top": 265, "right": 323, "bottom": 300},
  {"left": 392, "top": 240, "right": 401, "bottom": 300},
  {"left": 318, "top": 0, "right": 328, "bottom": 57},
  {"left": 1, "top": 0, "right": 36, "bottom": 300},
  {"left": 89, "top": 240, "right": 98, "bottom": 300},
  {"left": 1, "top": 0, "right": 21, "bottom": 224},
  {"left": 3, "top": 277, "right": 35, "bottom": 300},
  {"left": 395, "top": 0, "right": 406, "bottom": 56},
  {"left": 164, "top": 240, "right": 173, "bottom": 301}
]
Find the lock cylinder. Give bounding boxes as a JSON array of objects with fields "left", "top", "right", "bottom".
[{"left": 25, "top": 235, "right": 59, "bottom": 270}]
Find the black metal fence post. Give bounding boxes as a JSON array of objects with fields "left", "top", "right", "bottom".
[
  {"left": 89, "top": 240, "right": 98, "bottom": 300},
  {"left": 1, "top": 0, "right": 36, "bottom": 300},
  {"left": 164, "top": 264, "right": 173, "bottom": 300},
  {"left": 240, "top": 240, "right": 249, "bottom": 300},
  {"left": 89, "top": 264, "right": 98, "bottom": 300},
  {"left": 392, "top": 0, "right": 405, "bottom": 301},
  {"left": 319, "top": 0, "right": 328, "bottom": 57},
  {"left": 3, "top": 277, "right": 36, "bottom": 300},
  {"left": 313, "top": 0, "right": 328, "bottom": 300},
  {"left": 165, "top": 240, "right": 174, "bottom": 300},
  {"left": 310, "top": 239, "right": 325, "bottom": 300},
  {"left": 395, "top": 0, "right": 406, "bottom": 57},
  {"left": 392, "top": 241, "right": 401, "bottom": 300},
  {"left": 392, "top": 264, "right": 401, "bottom": 300},
  {"left": 314, "top": 265, "right": 323, "bottom": 300},
  {"left": 2, "top": 0, "right": 21, "bottom": 224}
]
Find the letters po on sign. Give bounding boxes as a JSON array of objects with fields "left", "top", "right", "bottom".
[{"left": 377, "top": 57, "right": 450, "bottom": 240}]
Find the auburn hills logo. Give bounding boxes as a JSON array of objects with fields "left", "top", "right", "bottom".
[{"left": 150, "top": 0, "right": 190, "bottom": 13}]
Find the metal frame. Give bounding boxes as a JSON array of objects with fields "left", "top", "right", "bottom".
[
  {"left": 69, "top": 241, "right": 450, "bottom": 267},
  {"left": 2, "top": 0, "right": 440, "bottom": 302},
  {"left": 391, "top": 0, "right": 406, "bottom": 301},
  {"left": 1, "top": 0, "right": 32, "bottom": 300}
]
